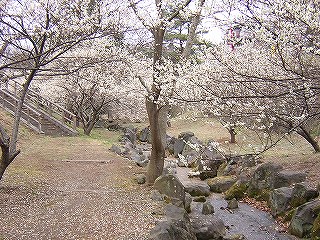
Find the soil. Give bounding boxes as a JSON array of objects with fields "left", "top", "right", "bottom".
[{"left": 0, "top": 136, "right": 164, "bottom": 240}]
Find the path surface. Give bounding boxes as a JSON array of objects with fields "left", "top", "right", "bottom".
[
  {"left": 0, "top": 136, "right": 163, "bottom": 240},
  {"left": 176, "top": 167, "right": 298, "bottom": 240}
]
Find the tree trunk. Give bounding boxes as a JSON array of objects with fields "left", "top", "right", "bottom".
[
  {"left": 10, "top": 69, "right": 37, "bottom": 153},
  {"left": 228, "top": 127, "right": 236, "bottom": 144},
  {"left": 182, "top": 0, "right": 205, "bottom": 59},
  {"left": 83, "top": 122, "right": 95, "bottom": 136},
  {"left": 297, "top": 126, "right": 320, "bottom": 152},
  {"left": 146, "top": 99, "right": 166, "bottom": 184},
  {"left": 0, "top": 125, "right": 20, "bottom": 181}
]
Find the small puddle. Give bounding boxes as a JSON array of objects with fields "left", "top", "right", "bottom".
[{"left": 176, "top": 167, "right": 298, "bottom": 240}]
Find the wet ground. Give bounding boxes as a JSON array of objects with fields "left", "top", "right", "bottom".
[{"left": 176, "top": 167, "right": 298, "bottom": 240}]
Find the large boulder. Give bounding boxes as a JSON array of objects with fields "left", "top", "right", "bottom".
[
  {"left": 269, "top": 187, "right": 293, "bottom": 217},
  {"left": 274, "top": 170, "right": 307, "bottom": 189},
  {"left": 290, "top": 182, "right": 319, "bottom": 208},
  {"left": 184, "top": 183, "right": 210, "bottom": 197},
  {"left": 154, "top": 174, "right": 185, "bottom": 207},
  {"left": 289, "top": 199, "right": 320, "bottom": 238},
  {"left": 191, "top": 215, "right": 226, "bottom": 240},
  {"left": 249, "top": 162, "right": 283, "bottom": 190},
  {"left": 207, "top": 175, "right": 237, "bottom": 193},
  {"left": 148, "top": 204, "right": 197, "bottom": 240}
]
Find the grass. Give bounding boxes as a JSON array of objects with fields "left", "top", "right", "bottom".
[
  {"left": 1, "top": 107, "right": 319, "bottom": 185},
  {"left": 80, "top": 128, "right": 121, "bottom": 148}
]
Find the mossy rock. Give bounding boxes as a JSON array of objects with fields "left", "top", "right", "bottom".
[
  {"left": 217, "top": 161, "right": 228, "bottom": 177},
  {"left": 207, "top": 175, "right": 237, "bottom": 193},
  {"left": 246, "top": 186, "right": 270, "bottom": 201},
  {"left": 224, "top": 182, "right": 248, "bottom": 200},
  {"left": 312, "top": 214, "right": 320, "bottom": 239},
  {"left": 284, "top": 208, "right": 296, "bottom": 222},
  {"left": 193, "top": 196, "right": 207, "bottom": 202}
]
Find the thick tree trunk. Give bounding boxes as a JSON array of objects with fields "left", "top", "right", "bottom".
[
  {"left": 0, "top": 125, "right": 20, "bottom": 181},
  {"left": 297, "top": 126, "right": 320, "bottom": 152},
  {"left": 146, "top": 99, "right": 166, "bottom": 184}
]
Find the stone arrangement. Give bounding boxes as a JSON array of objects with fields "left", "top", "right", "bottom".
[{"left": 111, "top": 126, "right": 320, "bottom": 239}]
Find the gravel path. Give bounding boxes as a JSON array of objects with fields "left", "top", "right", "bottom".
[{"left": 0, "top": 137, "right": 163, "bottom": 240}]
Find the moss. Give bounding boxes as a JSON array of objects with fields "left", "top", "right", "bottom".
[
  {"left": 246, "top": 186, "right": 270, "bottom": 201},
  {"left": 224, "top": 182, "right": 248, "bottom": 200},
  {"left": 193, "top": 196, "right": 207, "bottom": 202},
  {"left": 290, "top": 197, "right": 310, "bottom": 208},
  {"left": 217, "top": 161, "right": 228, "bottom": 176},
  {"left": 312, "top": 213, "right": 320, "bottom": 239},
  {"left": 284, "top": 208, "right": 296, "bottom": 222}
]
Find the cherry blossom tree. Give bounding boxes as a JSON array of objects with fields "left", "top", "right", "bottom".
[
  {"left": 54, "top": 43, "right": 147, "bottom": 135},
  {"left": 129, "top": 0, "right": 210, "bottom": 184},
  {"left": 0, "top": 0, "right": 123, "bottom": 180},
  {"left": 182, "top": 0, "right": 320, "bottom": 152}
]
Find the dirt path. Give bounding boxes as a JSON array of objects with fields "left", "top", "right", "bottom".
[{"left": 0, "top": 136, "right": 163, "bottom": 240}]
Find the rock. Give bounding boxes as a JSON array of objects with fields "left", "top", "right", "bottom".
[
  {"left": 123, "top": 127, "right": 137, "bottom": 145},
  {"left": 274, "top": 170, "right": 307, "bottom": 189},
  {"left": 184, "top": 183, "right": 210, "bottom": 197},
  {"left": 163, "top": 160, "right": 177, "bottom": 175},
  {"left": 207, "top": 175, "right": 238, "bottom": 193},
  {"left": 150, "top": 190, "right": 165, "bottom": 201},
  {"left": 289, "top": 199, "right": 320, "bottom": 238},
  {"left": 173, "top": 139, "right": 186, "bottom": 157},
  {"left": 148, "top": 204, "right": 197, "bottom": 240},
  {"left": 193, "top": 196, "right": 207, "bottom": 202},
  {"left": 246, "top": 162, "right": 283, "bottom": 200},
  {"left": 181, "top": 136, "right": 202, "bottom": 157},
  {"left": 191, "top": 215, "right": 226, "bottom": 240},
  {"left": 227, "top": 198, "right": 239, "bottom": 209},
  {"left": 178, "top": 131, "right": 195, "bottom": 141},
  {"left": 185, "top": 192, "right": 192, "bottom": 213},
  {"left": 199, "top": 171, "right": 218, "bottom": 181},
  {"left": 224, "top": 182, "right": 248, "bottom": 200},
  {"left": 137, "top": 127, "right": 151, "bottom": 143},
  {"left": 198, "top": 158, "right": 225, "bottom": 180},
  {"left": 135, "top": 174, "right": 146, "bottom": 184},
  {"left": 224, "top": 234, "right": 247, "bottom": 240},
  {"left": 311, "top": 213, "right": 320, "bottom": 239},
  {"left": 172, "top": 132, "right": 196, "bottom": 157},
  {"left": 269, "top": 187, "right": 293, "bottom": 217},
  {"left": 130, "top": 152, "right": 148, "bottom": 167},
  {"left": 154, "top": 174, "right": 185, "bottom": 207},
  {"left": 110, "top": 144, "right": 123, "bottom": 155},
  {"left": 250, "top": 162, "right": 283, "bottom": 190},
  {"left": 290, "top": 182, "right": 319, "bottom": 208},
  {"left": 202, "top": 201, "right": 215, "bottom": 215},
  {"left": 217, "top": 162, "right": 228, "bottom": 176},
  {"left": 167, "top": 136, "right": 176, "bottom": 156}
]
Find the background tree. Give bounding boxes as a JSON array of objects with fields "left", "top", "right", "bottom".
[
  {"left": 181, "top": 0, "right": 320, "bottom": 152},
  {"left": 0, "top": 0, "right": 122, "bottom": 180}
]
